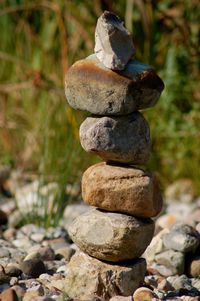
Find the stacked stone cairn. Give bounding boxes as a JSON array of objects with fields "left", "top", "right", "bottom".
[{"left": 64, "top": 11, "right": 165, "bottom": 301}]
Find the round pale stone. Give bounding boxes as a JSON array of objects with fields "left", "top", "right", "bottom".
[
  {"left": 64, "top": 251, "right": 146, "bottom": 300},
  {"left": 68, "top": 208, "right": 154, "bottom": 262},
  {"left": 82, "top": 162, "right": 163, "bottom": 218},
  {"left": 133, "top": 287, "right": 158, "bottom": 301},
  {"left": 65, "top": 54, "right": 164, "bottom": 115},
  {"left": 80, "top": 112, "right": 150, "bottom": 164}
]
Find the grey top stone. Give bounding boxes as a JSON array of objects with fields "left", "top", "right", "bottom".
[{"left": 94, "top": 11, "right": 135, "bottom": 70}]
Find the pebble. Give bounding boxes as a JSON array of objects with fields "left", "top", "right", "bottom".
[
  {"left": 0, "top": 209, "right": 8, "bottom": 225},
  {"left": 133, "top": 287, "right": 158, "bottom": 301},
  {"left": 155, "top": 250, "right": 185, "bottom": 275},
  {"left": 12, "top": 285, "right": 26, "bottom": 299},
  {"left": 163, "top": 223, "right": 199, "bottom": 253},
  {"left": 167, "top": 275, "right": 192, "bottom": 290},
  {"left": 55, "top": 247, "right": 75, "bottom": 261},
  {"left": 0, "top": 287, "right": 19, "bottom": 301},
  {"left": 20, "top": 259, "right": 46, "bottom": 278},
  {"left": 4, "top": 263, "right": 22, "bottom": 277},
  {"left": 187, "top": 256, "right": 200, "bottom": 278}
]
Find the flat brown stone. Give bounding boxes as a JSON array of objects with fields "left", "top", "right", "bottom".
[
  {"left": 82, "top": 162, "right": 163, "bottom": 218},
  {"left": 65, "top": 54, "right": 164, "bottom": 115}
]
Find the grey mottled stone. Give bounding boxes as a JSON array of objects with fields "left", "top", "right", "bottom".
[
  {"left": 155, "top": 250, "right": 185, "bottom": 275},
  {"left": 163, "top": 223, "right": 200, "bottom": 253},
  {"left": 94, "top": 11, "right": 134, "bottom": 70},
  {"left": 68, "top": 208, "right": 154, "bottom": 262},
  {"left": 64, "top": 251, "right": 146, "bottom": 300},
  {"left": 65, "top": 54, "right": 164, "bottom": 115},
  {"left": 79, "top": 112, "right": 150, "bottom": 164}
]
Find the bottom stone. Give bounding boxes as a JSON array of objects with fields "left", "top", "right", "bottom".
[{"left": 64, "top": 251, "right": 146, "bottom": 301}]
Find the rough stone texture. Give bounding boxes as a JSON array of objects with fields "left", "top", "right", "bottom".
[
  {"left": 94, "top": 11, "right": 134, "bottom": 70},
  {"left": 82, "top": 162, "right": 163, "bottom": 218},
  {"left": 68, "top": 208, "right": 154, "bottom": 262},
  {"left": 64, "top": 251, "right": 146, "bottom": 300},
  {"left": 155, "top": 250, "right": 185, "bottom": 275},
  {"left": 80, "top": 112, "right": 150, "bottom": 164},
  {"left": 163, "top": 223, "right": 200, "bottom": 253},
  {"left": 65, "top": 54, "right": 164, "bottom": 115}
]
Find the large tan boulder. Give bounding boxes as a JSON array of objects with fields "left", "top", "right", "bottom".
[
  {"left": 82, "top": 162, "right": 163, "bottom": 218},
  {"left": 68, "top": 208, "right": 154, "bottom": 262},
  {"left": 64, "top": 251, "right": 146, "bottom": 301}
]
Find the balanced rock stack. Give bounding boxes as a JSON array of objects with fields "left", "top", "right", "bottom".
[{"left": 64, "top": 11, "right": 164, "bottom": 301}]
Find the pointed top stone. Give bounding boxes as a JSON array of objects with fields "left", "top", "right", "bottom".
[{"left": 94, "top": 11, "right": 135, "bottom": 70}]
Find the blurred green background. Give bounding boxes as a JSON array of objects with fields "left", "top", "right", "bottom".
[{"left": 0, "top": 0, "right": 200, "bottom": 195}]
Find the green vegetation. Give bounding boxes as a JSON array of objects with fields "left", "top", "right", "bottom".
[{"left": 0, "top": 0, "right": 199, "bottom": 225}]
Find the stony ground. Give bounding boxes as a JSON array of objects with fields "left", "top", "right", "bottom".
[{"left": 0, "top": 168, "right": 199, "bottom": 301}]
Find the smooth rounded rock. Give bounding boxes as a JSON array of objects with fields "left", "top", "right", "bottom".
[
  {"left": 82, "top": 162, "right": 163, "bottom": 218},
  {"left": 65, "top": 54, "right": 164, "bottom": 115},
  {"left": 20, "top": 259, "right": 46, "bottom": 278},
  {"left": 64, "top": 251, "right": 146, "bottom": 300},
  {"left": 80, "top": 112, "right": 150, "bottom": 164},
  {"left": 133, "top": 287, "right": 158, "bottom": 301},
  {"left": 68, "top": 208, "right": 154, "bottom": 262},
  {"left": 187, "top": 256, "right": 200, "bottom": 278}
]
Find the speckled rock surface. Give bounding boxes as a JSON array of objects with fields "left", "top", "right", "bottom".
[
  {"left": 82, "top": 162, "right": 163, "bottom": 218},
  {"left": 68, "top": 208, "right": 154, "bottom": 262},
  {"left": 79, "top": 112, "right": 150, "bottom": 164},
  {"left": 64, "top": 251, "right": 146, "bottom": 300}
]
